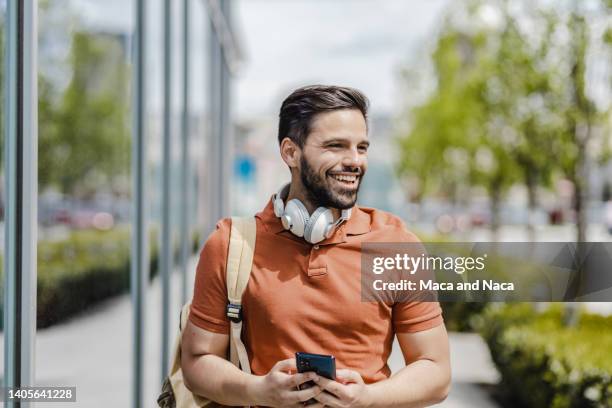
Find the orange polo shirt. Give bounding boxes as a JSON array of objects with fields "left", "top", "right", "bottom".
[{"left": 189, "top": 199, "right": 443, "bottom": 383}]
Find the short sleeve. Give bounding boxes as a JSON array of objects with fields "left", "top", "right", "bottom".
[
  {"left": 189, "top": 218, "right": 232, "bottom": 334},
  {"left": 393, "top": 301, "right": 444, "bottom": 333},
  {"left": 392, "top": 219, "right": 444, "bottom": 333}
]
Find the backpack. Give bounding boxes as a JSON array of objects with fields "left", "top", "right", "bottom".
[{"left": 157, "top": 216, "right": 257, "bottom": 407}]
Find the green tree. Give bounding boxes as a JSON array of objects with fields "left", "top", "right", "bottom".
[
  {"left": 398, "top": 7, "right": 522, "bottom": 238},
  {"left": 488, "top": 4, "right": 561, "bottom": 240},
  {"left": 556, "top": 2, "right": 611, "bottom": 243},
  {"left": 398, "top": 0, "right": 611, "bottom": 242},
  {"left": 39, "top": 31, "right": 130, "bottom": 198}
]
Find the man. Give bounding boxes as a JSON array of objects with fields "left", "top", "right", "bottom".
[{"left": 182, "top": 85, "right": 450, "bottom": 407}]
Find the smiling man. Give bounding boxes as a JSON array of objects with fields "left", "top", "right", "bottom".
[{"left": 181, "top": 85, "right": 451, "bottom": 407}]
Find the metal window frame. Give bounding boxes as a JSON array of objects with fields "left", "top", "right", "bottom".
[
  {"left": 131, "top": 0, "right": 148, "bottom": 407},
  {"left": 205, "top": 0, "right": 234, "bottom": 232},
  {"left": 180, "top": 0, "right": 192, "bottom": 306},
  {"left": 160, "top": 0, "right": 173, "bottom": 382},
  {"left": 3, "top": 1, "right": 38, "bottom": 407}
]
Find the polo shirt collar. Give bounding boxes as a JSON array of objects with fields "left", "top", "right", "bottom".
[
  {"left": 344, "top": 204, "right": 371, "bottom": 236},
  {"left": 257, "top": 198, "right": 286, "bottom": 234},
  {"left": 256, "top": 197, "right": 371, "bottom": 243}
]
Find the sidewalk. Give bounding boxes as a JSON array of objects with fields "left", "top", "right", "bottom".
[
  {"left": 1, "top": 257, "right": 502, "bottom": 407},
  {"left": 389, "top": 333, "right": 501, "bottom": 407},
  {"left": 1, "top": 257, "right": 195, "bottom": 407}
]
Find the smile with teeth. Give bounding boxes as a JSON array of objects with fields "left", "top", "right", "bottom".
[{"left": 329, "top": 174, "right": 359, "bottom": 184}]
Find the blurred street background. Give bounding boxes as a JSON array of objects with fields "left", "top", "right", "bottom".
[{"left": 1, "top": 0, "right": 611, "bottom": 407}]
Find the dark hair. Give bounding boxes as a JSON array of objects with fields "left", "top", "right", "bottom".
[{"left": 278, "top": 85, "right": 369, "bottom": 147}]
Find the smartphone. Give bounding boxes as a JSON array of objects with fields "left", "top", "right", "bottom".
[
  {"left": 295, "top": 352, "right": 336, "bottom": 405},
  {"left": 295, "top": 352, "right": 336, "bottom": 380}
]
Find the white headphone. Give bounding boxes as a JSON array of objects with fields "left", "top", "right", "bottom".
[{"left": 273, "top": 184, "right": 351, "bottom": 244}]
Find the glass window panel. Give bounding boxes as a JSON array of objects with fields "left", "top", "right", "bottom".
[
  {"left": 36, "top": 0, "right": 133, "bottom": 405},
  {"left": 191, "top": 0, "right": 209, "bottom": 252}
]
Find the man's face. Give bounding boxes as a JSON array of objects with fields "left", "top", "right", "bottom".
[{"left": 298, "top": 109, "right": 369, "bottom": 209}]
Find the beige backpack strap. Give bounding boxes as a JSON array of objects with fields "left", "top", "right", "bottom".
[{"left": 226, "top": 216, "right": 256, "bottom": 375}]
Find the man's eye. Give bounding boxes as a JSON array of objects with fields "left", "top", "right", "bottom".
[
  {"left": 328, "top": 144, "right": 342, "bottom": 148},
  {"left": 359, "top": 146, "right": 369, "bottom": 152}
]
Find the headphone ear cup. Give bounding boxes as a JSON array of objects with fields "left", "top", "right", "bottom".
[
  {"left": 284, "top": 199, "right": 309, "bottom": 237},
  {"left": 304, "top": 207, "right": 334, "bottom": 244}
]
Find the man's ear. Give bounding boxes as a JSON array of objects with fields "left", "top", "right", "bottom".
[{"left": 280, "top": 137, "right": 300, "bottom": 168}]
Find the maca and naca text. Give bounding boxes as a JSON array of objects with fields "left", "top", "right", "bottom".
[
  {"left": 372, "top": 279, "right": 514, "bottom": 291},
  {"left": 370, "top": 253, "right": 515, "bottom": 293}
]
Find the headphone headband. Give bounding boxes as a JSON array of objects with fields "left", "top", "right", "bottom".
[{"left": 273, "top": 184, "right": 290, "bottom": 217}]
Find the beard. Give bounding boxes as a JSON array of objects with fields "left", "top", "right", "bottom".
[{"left": 299, "top": 155, "right": 363, "bottom": 210}]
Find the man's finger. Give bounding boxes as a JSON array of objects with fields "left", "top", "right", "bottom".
[
  {"left": 273, "top": 358, "right": 297, "bottom": 373},
  {"left": 286, "top": 372, "right": 319, "bottom": 388},
  {"left": 289, "top": 403, "right": 324, "bottom": 408},
  {"left": 292, "top": 384, "right": 322, "bottom": 402},
  {"left": 314, "top": 377, "right": 346, "bottom": 399},
  {"left": 314, "top": 390, "right": 343, "bottom": 407},
  {"left": 336, "top": 369, "right": 364, "bottom": 384}
]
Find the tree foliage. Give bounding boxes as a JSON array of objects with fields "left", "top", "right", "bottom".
[
  {"left": 39, "top": 31, "right": 131, "bottom": 197},
  {"left": 398, "top": 0, "right": 612, "bottom": 238}
]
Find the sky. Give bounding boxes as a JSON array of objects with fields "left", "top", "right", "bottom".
[
  {"left": 69, "top": 0, "right": 451, "bottom": 118},
  {"left": 233, "top": 0, "right": 451, "bottom": 117}
]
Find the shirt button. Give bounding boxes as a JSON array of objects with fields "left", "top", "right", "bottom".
[{"left": 313, "top": 245, "right": 320, "bottom": 250}]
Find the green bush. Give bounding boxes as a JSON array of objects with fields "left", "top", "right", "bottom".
[
  {"left": 438, "top": 255, "right": 516, "bottom": 332},
  {"left": 441, "top": 301, "right": 488, "bottom": 331},
  {"left": 36, "top": 228, "right": 145, "bottom": 328},
  {"left": 439, "top": 252, "right": 555, "bottom": 332},
  {"left": 1, "top": 227, "right": 202, "bottom": 329},
  {"left": 481, "top": 303, "right": 612, "bottom": 408}
]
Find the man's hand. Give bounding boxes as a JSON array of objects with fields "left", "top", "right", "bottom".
[
  {"left": 312, "top": 369, "right": 372, "bottom": 408},
  {"left": 251, "top": 358, "right": 325, "bottom": 407}
]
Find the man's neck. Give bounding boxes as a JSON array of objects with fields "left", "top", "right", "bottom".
[{"left": 285, "top": 183, "right": 341, "bottom": 219}]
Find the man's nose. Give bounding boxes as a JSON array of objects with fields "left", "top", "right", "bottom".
[{"left": 342, "top": 148, "right": 363, "bottom": 168}]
